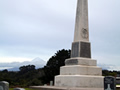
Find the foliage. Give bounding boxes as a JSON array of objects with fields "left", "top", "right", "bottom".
[
  {"left": 0, "top": 49, "right": 71, "bottom": 87},
  {"left": 42, "top": 49, "right": 71, "bottom": 84},
  {"left": 19, "top": 65, "right": 35, "bottom": 73},
  {"left": 0, "top": 65, "right": 44, "bottom": 87},
  {"left": 102, "top": 70, "right": 118, "bottom": 77},
  {"left": 0, "top": 49, "right": 120, "bottom": 87}
]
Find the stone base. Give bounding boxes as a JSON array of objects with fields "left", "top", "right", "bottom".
[
  {"left": 30, "top": 86, "right": 104, "bottom": 90},
  {"left": 65, "top": 57, "right": 96, "bottom": 66},
  {"left": 55, "top": 75, "right": 104, "bottom": 88},
  {"left": 60, "top": 65, "right": 102, "bottom": 76},
  {"left": 54, "top": 57, "right": 104, "bottom": 88}
]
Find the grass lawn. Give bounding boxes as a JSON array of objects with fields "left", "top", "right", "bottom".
[{"left": 9, "top": 88, "right": 13, "bottom": 90}]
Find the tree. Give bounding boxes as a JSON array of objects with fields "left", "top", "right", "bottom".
[
  {"left": 42, "top": 49, "right": 71, "bottom": 84},
  {"left": 19, "top": 65, "right": 35, "bottom": 73}
]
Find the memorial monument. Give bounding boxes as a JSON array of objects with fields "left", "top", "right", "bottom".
[
  {"left": 30, "top": 0, "right": 104, "bottom": 90},
  {"left": 54, "top": 0, "right": 104, "bottom": 89}
]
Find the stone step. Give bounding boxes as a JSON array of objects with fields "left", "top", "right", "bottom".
[
  {"left": 30, "top": 86, "right": 104, "bottom": 90},
  {"left": 55, "top": 75, "right": 104, "bottom": 88},
  {"left": 60, "top": 65, "right": 102, "bottom": 76},
  {"left": 65, "top": 58, "right": 96, "bottom": 66}
]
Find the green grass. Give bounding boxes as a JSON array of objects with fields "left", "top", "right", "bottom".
[
  {"left": 25, "top": 88, "right": 33, "bottom": 90},
  {"left": 9, "top": 88, "right": 13, "bottom": 90}
]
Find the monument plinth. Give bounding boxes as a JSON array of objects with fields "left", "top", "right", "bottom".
[{"left": 55, "top": 0, "right": 104, "bottom": 89}]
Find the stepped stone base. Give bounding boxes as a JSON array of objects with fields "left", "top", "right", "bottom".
[
  {"left": 54, "top": 57, "right": 104, "bottom": 89},
  {"left": 55, "top": 75, "right": 104, "bottom": 88},
  {"left": 30, "top": 86, "right": 104, "bottom": 90}
]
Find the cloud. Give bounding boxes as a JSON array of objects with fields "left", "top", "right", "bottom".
[
  {"left": 0, "top": 0, "right": 76, "bottom": 47},
  {"left": 0, "top": 57, "right": 46, "bottom": 71},
  {"left": 98, "top": 63, "right": 120, "bottom": 71},
  {"left": 0, "top": 0, "right": 77, "bottom": 62}
]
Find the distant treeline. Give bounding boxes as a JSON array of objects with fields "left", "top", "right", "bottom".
[{"left": 0, "top": 49, "right": 120, "bottom": 87}]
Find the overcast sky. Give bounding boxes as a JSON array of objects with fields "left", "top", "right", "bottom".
[{"left": 0, "top": 0, "right": 120, "bottom": 69}]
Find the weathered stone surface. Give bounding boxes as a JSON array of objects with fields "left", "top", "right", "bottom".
[
  {"left": 30, "top": 86, "right": 104, "bottom": 90},
  {"left": 60, "top": 65, "right": 102, "bottom": 76},
  {"left": 71, "top": 41, "right": 91, "bottom": 58},
  {"left": 71, "top": 42, "right": 79, "bottom": 57},
  {"left": 74, "top": 0, "right": 89, "bottom": 42},
  {"left": 80, "top": 42, "right": 91, "bottom": 58},
  {"left": 55, "top": 75, "right": 104, "bottom": 88},
  {"left": 65, "top": 58, "right": 96, "bottom": 66},
  {"left": 0, "top": 81, "right": 9, "bottom": 90},
  {"left": 65, "top": 59, "right": 78, "bottom": 65}
]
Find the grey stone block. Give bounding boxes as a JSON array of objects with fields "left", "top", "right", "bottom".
[
  {"left": 80, "top": 42, "right": 91, "bottom": 58},
  {"left": 0, "top": 81, "right": 9, "bottom": 90},
  {"left": 71, "top": 41, "right": 91, "bottom": 58},
  {"left": 71, "top": 42, "right": 79, "bottom": 58},
  {"left": 104, "top": 76, "right": 116, "bottom": 90}
]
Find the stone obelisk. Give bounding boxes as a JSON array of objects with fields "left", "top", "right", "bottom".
[
  {"left": 71, "top": 0, "right": 90, "bottom": 58},
  {"left": 55, "top": 0, "right": 104, "bottom": 89}
]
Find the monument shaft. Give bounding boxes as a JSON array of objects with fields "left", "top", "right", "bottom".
[{"left": 74, "top": 0, "right": 89, "bottom": 42}]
